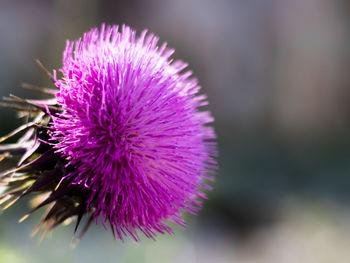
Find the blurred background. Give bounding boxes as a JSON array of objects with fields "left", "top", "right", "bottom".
[{"left": 1, "top": 0, "right": 350, "bottom": 262}]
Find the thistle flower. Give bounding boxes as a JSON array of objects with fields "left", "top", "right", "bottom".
[{"left": 0, "top": 24, "right": 217, "bottom": 242}]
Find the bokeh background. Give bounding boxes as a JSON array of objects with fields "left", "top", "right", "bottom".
[{"left": 1, "top": 0, "right": 350, "bottom": 262}]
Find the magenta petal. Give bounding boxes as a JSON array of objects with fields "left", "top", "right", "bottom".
[{"left": 51, "top": 24, "right": 217, "bottom": 241}]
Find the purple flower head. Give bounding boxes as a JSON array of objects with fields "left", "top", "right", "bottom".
[
  {"left": 0, "top": 24, "right": 216, "bottom": 242},
  {"left": 52, "top": 24, "right": 216, "bottom": 240}
]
